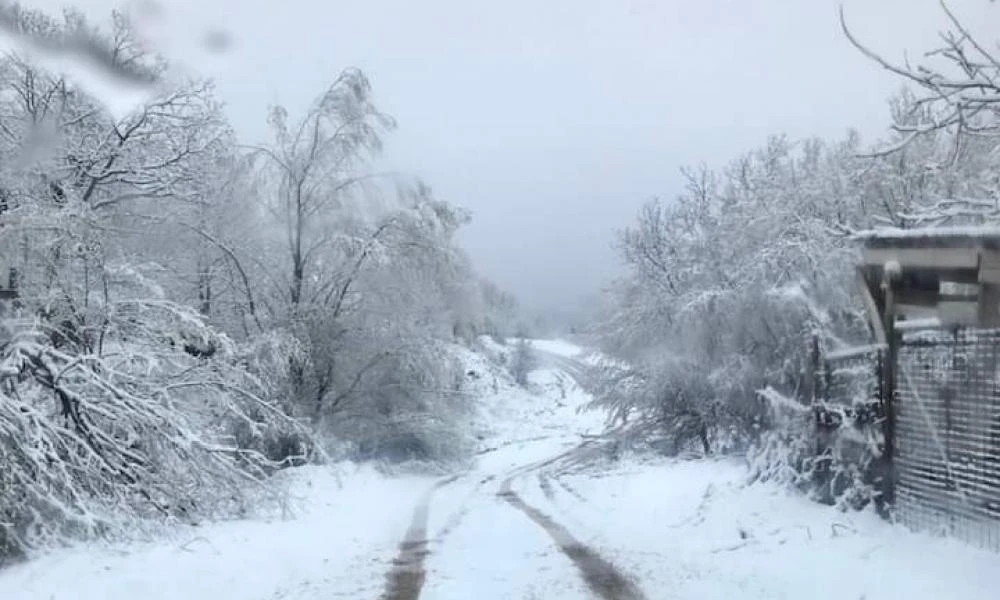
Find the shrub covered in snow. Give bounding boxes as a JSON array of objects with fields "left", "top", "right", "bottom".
[
  {"left": 748, "top": 386, "right": 884, "bottom": 512},
  {"left": 588, "top": 130, "right": 934, "bottom": 508},
  {"left": 0, "top": 301, "right": 311, "bottom": 563},
  {"left": 509, "top": 338, "right": 537, "bottom": 387},
  {"left": 326, "top": 340, "right": 477, "bottom": 465}
]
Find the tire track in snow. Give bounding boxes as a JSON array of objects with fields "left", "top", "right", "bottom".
[
  {"left": 380, "top": 474, "right": 459, "bottom": 600},
  {"left": 538, "top": 473, "right": 556, "bottom": 501},
  {"left": 554, "top": 475, "right": 588, "bottom": 503},
  {"left": 382, "top": 441, "right": 584, "bottom": 600},
  {"left": 433, "top": 474, "right": 496, "bottom": 543},
  {"left": 535, "top": 351, "right": 592, "bottom": 389},
  {"left": 498, "top": 462, "right": 646, "bottom": 600}
]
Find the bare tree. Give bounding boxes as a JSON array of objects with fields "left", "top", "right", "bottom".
[
  {"left": 0, "top": 4, "right": 520, "bottom": 560},
  {"left": 842, "top": 3, "right": 1000, "bottom": 152},
  {"left": 842, "top": 3, "right": 1000, "bottom": 226},
  {"left": 250, "top": 68, "right": 395, "bottom": 313}
]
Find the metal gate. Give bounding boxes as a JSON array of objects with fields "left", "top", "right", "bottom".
[{"left": 895, "top": 328, "right": 1000, "bottom": 550}]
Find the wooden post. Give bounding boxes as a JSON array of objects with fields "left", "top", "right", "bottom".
[
  {"left": 856, "top": 267, "right": 887, "bottom": 346},
  {"left": 978, "top": 284, "right": 1000, "bottom": 327},
  {"left": 977, "top": 254, "right": 1000, "bottom": 388},
  {"left": 881, "top": 271, "right": 900, "bottom": 509},
  {"left": 978, "top": 250, "right": 1000, "bottom": 327}
]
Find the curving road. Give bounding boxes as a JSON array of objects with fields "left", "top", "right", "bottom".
[{"left": 380, "top": 348, "right": 646, "bottom": 600}]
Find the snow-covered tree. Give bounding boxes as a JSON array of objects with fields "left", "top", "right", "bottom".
[
  {"left": 0, "top": 4, "right": 508, "bottom": 560},
  {"left": 236, "top": 70, "right": 504, "bottom": 461},
  {"left": 592, "top": 133, "right": 895, "bottom": 455},
  {"left": 510, "top": 338, "right": 537, "bottom": 387},
  {"left": 843, "top": 4, "right": 1000, "bottom": 227}
]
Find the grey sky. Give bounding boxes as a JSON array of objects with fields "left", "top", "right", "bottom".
[{"left": 24, "top": 0, "right": 1000, "bottom": 311}]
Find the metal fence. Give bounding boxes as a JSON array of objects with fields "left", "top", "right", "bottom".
[
  {"left": 813, "top": 330, "right": 1000, "bottom": 550},
  {"left": 895, "top": 328, "right": 1000, "bottom": 551}
]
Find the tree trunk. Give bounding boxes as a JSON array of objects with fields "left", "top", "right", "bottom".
[{"left": 698, "top": 423, "right": 711, "bottom": 455}]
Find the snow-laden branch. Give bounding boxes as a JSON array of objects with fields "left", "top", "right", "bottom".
[{"left": 0, "top": 301, "right": 313, "bottom": 556}]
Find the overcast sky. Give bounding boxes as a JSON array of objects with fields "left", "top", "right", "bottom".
[{"left": 20, "top": 0, "right": 1000, "bottom": 311}]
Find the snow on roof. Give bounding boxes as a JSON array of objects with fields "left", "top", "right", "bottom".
[
  {"left": 854, "top": 225, "right": 1000, "bottom": 241},
  {"left": 824, "top": 343, "right": 888, "bottom": 361},
  {"left": 894, "top": 317, "right": 943, "bottom": 332},
  {"left": 854, "top": 225, "right": 1000, "bottom": 250}
]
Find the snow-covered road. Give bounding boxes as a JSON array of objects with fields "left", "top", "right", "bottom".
[
  {"left": 393, "top": 343, "right": 622, "bottom": 599},
  {"left": 377, "top": 342, "right": 999, "bottom": 600},
  {"left": 1, "top": 339, "right": 997, "bottom": 600}
]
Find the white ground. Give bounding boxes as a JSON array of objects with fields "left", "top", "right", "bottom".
[
  {"left": 1, "top": 339, "right": 997, "bottom": 599},
  {"left": 516, "top": 458, "right": 999, "bottom": 600},
  {"left": 0, "top": 465, "right": 426, "bottom": 600},
  {"left": 526, "top": 338, "right": 583, "bottom": 359}
]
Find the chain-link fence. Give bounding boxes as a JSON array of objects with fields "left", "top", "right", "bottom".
[{"left": 895, "top": 328, "right": 1000, "bottom": 551}]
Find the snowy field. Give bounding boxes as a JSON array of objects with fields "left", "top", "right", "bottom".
[{"left": 0, "top": 338, "right": 996, "bottom": 600}]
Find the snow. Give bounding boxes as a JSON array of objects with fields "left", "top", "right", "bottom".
[
  {"left": 474, "top": 335, "right": 511, "bottom": 361},
  {"left": 758, "top": 385, "right": 809, "bottom": 414},
  {"left": 1, "top": 337, "right": 997, "bottom": 600},
  {"left": 420, "top": 438, "right": 595, "bottom": 600},
  {"left": 514, "top": 457, "right": 999, "bottom": 600},
  {"left": 825, "top": 343, "right": 887, "bottom": 360},
  {"left": 0, "top": 465, "right": 431, "bottom": 600},
  {"left": 466, "top": 338, "right": 604, "bottom": 448},
  {"left": 527, "top": 338, "right": 583, "bottom": 358},
  {"left": 853, "top": 225, "right": 1000, "bottom": 241},
  {"left": 419, "top": 352, "right": 604, "bottom": 600},
  {"left": 895, "top": 317, "right": 944, "bottom": 331}
]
